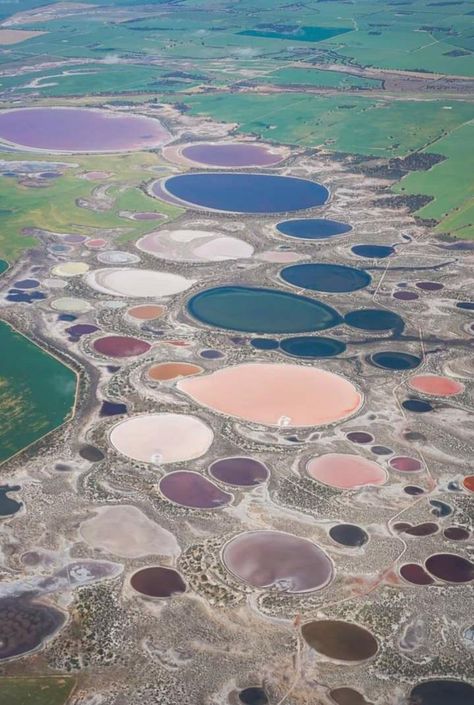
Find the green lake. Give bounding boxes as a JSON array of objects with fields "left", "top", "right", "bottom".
[{"left": 0, "top": 321, "right": 77, "bottom": 464}]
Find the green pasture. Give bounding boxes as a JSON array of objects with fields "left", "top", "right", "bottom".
[
  {"left": 0, "top": 63, "right": 203, "bottom": 97},
  {"left": 0, "top": 676, "right": 75, "bottom": 705},
  {"left": 179, "top": 92, "right": 474, "bottom": 158},
  {"left": 249, "top": 67, "right": 382, "bottom": 89},
  {"left": 394, "top": 121, "right": 474, "bottom": 238}
]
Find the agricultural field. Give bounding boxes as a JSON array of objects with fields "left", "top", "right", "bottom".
[
  {"left": 179, "top": 92, "right": 474, "bottom": 158},
  {"left": 394, "top": 120, "right": 474, "bottom": 238},
  {"left": 0, "top": 676, "right": 75, "bottom": 705}
]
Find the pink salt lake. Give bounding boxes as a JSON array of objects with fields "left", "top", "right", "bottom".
[
  {"left": 307, "top": 453, "right": 387, "bottom": 489},
  {"left": 177, "top": 363, "right": 362, "bottom": 427},
  {"left": 409, "top": 374, "right": 464, "bottom": 397}
]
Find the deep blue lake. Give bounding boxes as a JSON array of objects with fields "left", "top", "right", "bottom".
[
  {"left": 345, "top": 308, "right": 405, "bottom": 333},
  {"left": 162, "top": 173, "right": 329, "bottom": 213},
  {"left": 280, "top": 336, "right": 346, "bottom": 358},
  {"left": 187, "top": 286, "right": 342, "bottom": 333},
  {"left": 276, "top": 218, "right": 352, "bottom": 239},
  {"left": 370, "top": 351, "right": 420, "bottom": 370},
  {"left": 281, "top": 263, "right": 371, "bottom": 293},
  {"left": 352, "top": 244, "right": 394, "bottom": 258}
]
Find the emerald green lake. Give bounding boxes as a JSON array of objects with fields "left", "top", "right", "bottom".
[
  {"left": 0, "top": 321, "right": 77, "bottom": 464},
  {"left": 0, "top": 260, "right": 7, "bottom": 276}
]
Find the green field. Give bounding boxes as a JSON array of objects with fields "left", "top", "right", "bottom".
[
  {"left": 249, "top": 66, "right": 382, "bottom": 90},
  {"left": 394, "top": 120, "right": 474, "bottom": 238},
  {"left": 3, "top": 0, "right": 471, "bottom": 76},
  {"left": 0, "top": 63, "right": 203, "bottom": 98},
  {"left": 0, "top": 320, "right": 77, "bottom": 464},
  {"left": 178, "top": 92, "right": 474, "bottom": 158},
  {"left": 0, "top": 676, "right": 75, "bottom": 705}
]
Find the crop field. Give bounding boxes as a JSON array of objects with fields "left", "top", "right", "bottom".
[
  {"left": 394, "top": 120, "right": 474, "bottom": 238},
  {"left": 179, "top": 92, "right": 474, "bottom": 158},
  {"left": 0, "top": 677, "right": 75, "bottom": 705}
]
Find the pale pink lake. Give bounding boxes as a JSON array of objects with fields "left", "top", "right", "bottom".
[
  {"left": 307, "top": 453, "right": 387, "bottom": 489},
  {"left": 177, "top": 363, "right": 362, "bottom": 427}
]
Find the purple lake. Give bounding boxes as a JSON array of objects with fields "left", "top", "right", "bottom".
[
  {"left": 209, "top": 457, "right": 269, "bottom": 486},
  {"left": 0, "top": 108, "right": 170, "bottom": 153},
  {"left": 222, "top": 530, "right": 333, "bottom": 594},
  {"left": 159, "top": 471, "right": 232, "bottom": 509},
  {"left": 181, "top": 143, "right": 284, "bottom": 167}
]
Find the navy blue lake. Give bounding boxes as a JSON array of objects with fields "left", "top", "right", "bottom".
[
  {"left": 276, "top": 218, "right": 352, "bottom": 240},
  {"left": 345, "top": 308, "right": 405, "bottom": 333},
  {"left": 370, "top": 351, "right": 421, "bottom": 370},
  {"left": 188, "top": 286, "right": 342, "bottom": 334},
  {"left": 352, "top": 244, "right": 394, "bottom": 258},
  {"left": 281, "top": 263, "right": 371, "bottom": 293},
  {"left": 161, "top": 173, "right": 329, "bottom": 213},
  {"left": 280, "top": 336, "right": 346, "bottom": 358}
]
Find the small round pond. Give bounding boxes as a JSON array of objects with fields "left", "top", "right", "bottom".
[
  {"left": 130, "top": 566, "right": 186, "bottom": 598},
  {"left": 276, "top": 218, "right": 351, "bottom": 240}
]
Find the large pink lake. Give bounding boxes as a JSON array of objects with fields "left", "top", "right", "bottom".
[
  {"left": 0, "top": 107, "right": 170, "bottom": 152},
  {"left": 177, "top": 363, "right": 362, "bottom": 427}
]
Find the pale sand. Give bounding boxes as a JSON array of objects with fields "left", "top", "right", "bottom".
[
  {"left": 0, "top": 29, "right": 46, "bottom": 45},
  {"left": 97, "top": 251, "right": 140, "bottom": 265},
  {"left": 136, "top": 228, "right": 253, "bottom": 262},
  {"left": 52, "top": 261, "right": 89, "bottom": 276},
  {"left": 178, "top": 363, "right": 362, "bottom": 427},
  {"left": 86, "top": 268, "right": 195, "bottom": 297},
  {"left": 80, "top": 505, "right": 179, "bottom": 558},
  {"left": 256, "top": 250, "right": 308, "bottom": 263},
  {"left": 50, "top": 297, "right": 92, "bottom": 313},
  {"left": 307, "top": 453, "right": 387, "bottom": 489},
  {"left": 109, "top": 413, "right": 214, "bottom": 464},
  {"left": 408, "top": 374, "right": 464, "bottom": 397}
]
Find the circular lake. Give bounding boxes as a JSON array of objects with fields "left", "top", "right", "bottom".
[
  {"left": 370, "top": 351, "right": 421, "bottom": 370},
  {"left": 187, "top": 286, "right": 342, "bottom": 334},
  {"left": 301, "top": 620, "right": 378, "bottom": 662},
  {"left": 157, "top": 173, "right": 329, "bottom": 213},
  {"left": 276, "top": 218, "right": 352, "bottom": 239},
  {"left": 409, "top": 680, "right": 474, "bottom": 705},
  {"left": 0, "top": 107, "right": 170, "bottom": 152},
  {"left": 222, "top": 530, "right": 333, "bottom": 594},
  {"left": 110, "top": 413, "right": 213, "bottom": 464},
  {"left": 181, "top": 142, "right": 284, "bottom": 167},
  {"left": 130, "top": 566, "right": 186, "bottom": 598},
  {"left": 280, "top": 336, "right": 346, "bottom": 358},
  {"left": 307, "top": 453, "right": 386, "bottom": 489},
  {"left": 409, "top": 374, "right": 464, "bottom": 397},
  {"left": 281, "top": 263, "right": 371, "bottom": 293},
  {"left": 209, "top": 457, "right": 269, "bottom": 487},
  {"left": 351, "top": 244, "right": 394, "bottom": 258},
  {"left": 345, "top": 308, "right": 404, "bottom": 333}
]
